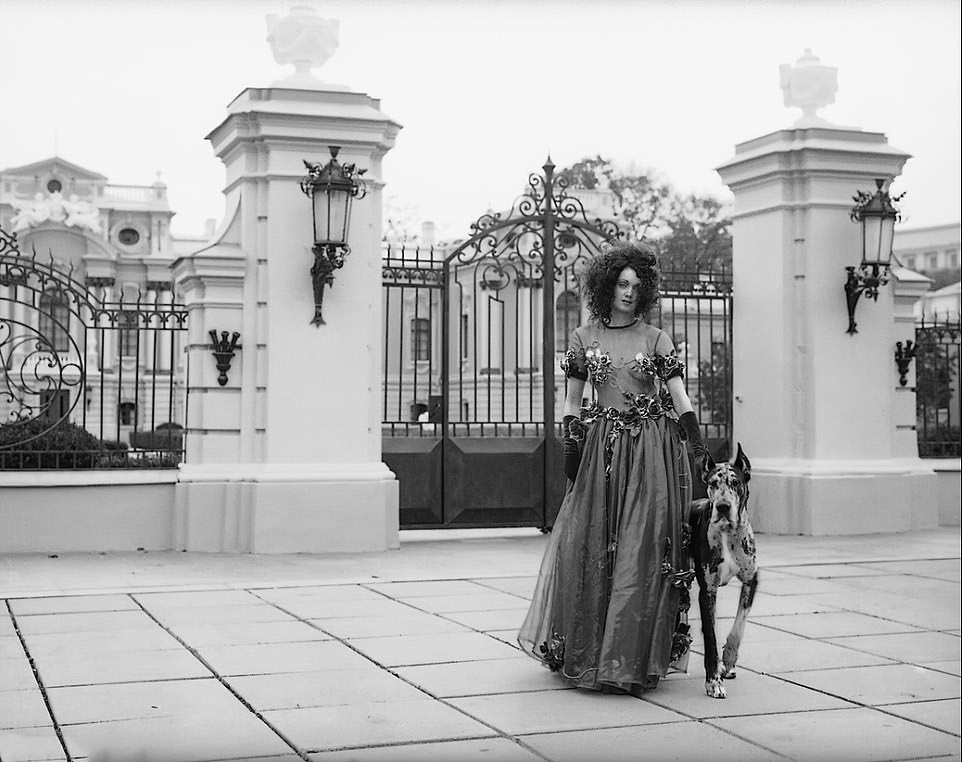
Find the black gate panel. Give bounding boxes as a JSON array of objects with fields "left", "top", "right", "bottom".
[
  {"left": 382, "top": 158, "right": 733, "bottom": 529},
  {"left": 443, "top": 437, "right": 545, "bottom": 527},
  {"left": 382, "top": 437, "right": 442, "bottom": 526}
]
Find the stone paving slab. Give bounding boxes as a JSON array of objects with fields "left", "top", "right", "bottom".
[
  {"left": 270, "top": 598, "right": 421, "bottom": 621},
  {"left": 254, "top": 585, "right": 388, "bottom": 604},
  {"left": 0, "top": 688, "right": 50, "bottom": 730},
  {"left": 439, "top": 608, "right": 527, "bottom": 631},
  {"left": 13, "top": 610, "right": 159, "bottom": 636},
  {"left": 400, "top": 592, "right": 531, "bottom": 614},
  {"left": 21, "top": 626, "right": 185, "bottom": 657},
  {"left": 518, "top": 720, "right": 790, "bottom": 762},
  {"left": 394, "top": 656, "right": 569, "bottom": 698},
  {"left": 0, "top": 655, "right": 41, "bottom": 692},
  {"left": 226, "top": 668, "right": 430, "bottom": 711},
  {"left": 133, "top": 590, "right": 266, "bottom": 607},
  {"left": 195, "top": 640, "right": 374, "bottom": 676},
  {"left": 142, "top": 603, "right": 300, "bottom": 626},
  {"left": 308, "top": 737, "right": 544, "bottom": 761},
  {"left": 783, "top": 663, "right": 962, "bottom": 705},
  {"left": 0, "top": 614, "right": 15, "bottom": 637},
  {"left": 647, "top": 670, "right": 855, "bottom": 717},
  {"left": 365, "top": 580, "right": 496, "bottom": 598},
  {"left": 709, "top": 707, "right": 962, "bottom": 762},
  {"left": 922, "top": 660, "right": 962, "bottom": 677},
  {"left": 8, "top": 594, "right": 139, "bottom": 615},
  {"left": 0, "top": 726, "right": 66, "bottom": 762},
  {"left": 0, "top": 634, "right": 24, "bottom": 659},
  {"left": 824, "top": 631, "right": 962, "bottom": 663},
  {"left": 34, "top": 647, "right": 211, "bottom": 688},
  {"left": 45, "top": 678, "right": 247, "bottom": 725},
  {"left": 732, "top": 637, "right": 896, "bottom": 673},
  {"left": 346, "top": 631, "right": 522, "bottom": 667},
  {"left": 169, "top": 620, "right": 333, "bottom": 647},
  {"left": 446, "top": 690, "right": 686, "bottom": 735},
  {"left": 755, "top": 610, "right": 923, "bottom": 638},
  {"left": 470, "top": 576, "right": 536, "bottom": 597},
  {"left": 813, "top": 590, "right": 962, "bottom": 631},
  {"left": 881, "top": 698, "right": 962, "bottom": 735},
  {"left": 59, "top": 713, "right": 295, "bottom": 761},
  {"left": 857, "top": 558, "right": 962, "bottom": 582},
  {"left": 263, "top": 699, "right": 496, "bottom": 753},
  {"left": 311, "top": 612, "right": 469, "bottom": 639},
  {"left": 768, "top": 563, "right": 890, "bottom": 579}
]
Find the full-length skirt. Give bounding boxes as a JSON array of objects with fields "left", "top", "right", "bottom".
[{"left": 517, "top": 412, "right": 693, "bottom": 692}]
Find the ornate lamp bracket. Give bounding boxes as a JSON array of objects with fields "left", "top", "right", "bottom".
[
  {"left": 894, "top": 339, "right": 917, "bottom": 387},
  {"left": 309, "top": 244, "right": 348, "bottom": 326},
  {"left": 844, "top": 263, "right": 890, "bottom": 335},
  {"left": 209, "top": 330, "right": 241, "bottom": 386}
]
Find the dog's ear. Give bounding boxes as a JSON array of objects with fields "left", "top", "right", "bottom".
[{"left": 734, "top": 442, "right": 751, "bottom": 482}]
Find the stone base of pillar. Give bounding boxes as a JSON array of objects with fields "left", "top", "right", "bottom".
[
  {"left": 175, "top": 463, "right": 399, "bottom": 552},
  {"left": 747, "top": 459, "right": 939, "bottom": 535}
]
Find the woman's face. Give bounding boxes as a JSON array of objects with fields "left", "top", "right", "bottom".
[{"left": 610, "top": 266, "right": 642, "bottom": 321}]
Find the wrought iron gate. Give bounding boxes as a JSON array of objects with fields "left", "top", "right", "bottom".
[{"left": 382, "top": 159, "right": 733, "bottom": 529}]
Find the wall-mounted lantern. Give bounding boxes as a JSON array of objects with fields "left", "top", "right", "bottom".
[
  {"left": 895, "top": 340, "right": 917, "bottom": 387},
  {"left": 844, "top": 178, "right": 904, "bottom": 335},
  {"left": 299, "top": 146, "right": 367, "bottom": 326},
  {"left": 209, "top": 330, "right": 241, "bottom": 386}
]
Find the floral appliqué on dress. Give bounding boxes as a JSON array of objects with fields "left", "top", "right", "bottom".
[{"left": 538, "top": 632, "right": 565, "bottom": 672}]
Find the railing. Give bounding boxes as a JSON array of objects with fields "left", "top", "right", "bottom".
[
  {"left": 916, "top": 315, "right": 961, "bottom": 458},
  {"left": 0, "top": 226, "right": 188, "bottom": 469}
]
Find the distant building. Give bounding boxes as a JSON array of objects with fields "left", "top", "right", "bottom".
[
  {"left": 893, "top": 222, "right": 961, "bottom": 274},
  {"left": 0, "top": 157, "right": 206, "bottom": 443}
]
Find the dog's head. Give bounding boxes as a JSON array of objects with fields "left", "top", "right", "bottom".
[{"left": 701, "top": 443, "right": 752, "bottom": 529}]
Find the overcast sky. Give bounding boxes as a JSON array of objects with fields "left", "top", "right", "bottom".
[{"left": 1, "top": 0, "right": 959, "bottom": 239}]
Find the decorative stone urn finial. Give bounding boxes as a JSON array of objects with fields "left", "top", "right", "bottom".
[
  {"left": 779, "top": 48, "right": 838, "bottom": 127},
  {"left": 266, "top": 4, "right": 340, "bottom": 86}
]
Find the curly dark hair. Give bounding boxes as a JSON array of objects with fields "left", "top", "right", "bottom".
[{"left": 582, "top": 241, "right": 659, "bottom": 321}]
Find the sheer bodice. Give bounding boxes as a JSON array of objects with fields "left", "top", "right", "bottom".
[{"left": 560, "top": 320, "right": 684, "bottom": 411}]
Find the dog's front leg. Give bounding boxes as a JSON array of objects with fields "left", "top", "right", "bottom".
[
  {"left": 721, "top": 570, "right": 759, "bottom": 679},
  {"left": 697, "top": 581, "right": 725, "bottom": 699}
]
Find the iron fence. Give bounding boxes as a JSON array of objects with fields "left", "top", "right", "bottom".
[
  {"left": 0, "top": 226, "right": 188, "bottom": 469},
  {"left": 915, "top": 315, "right": 961, "bottom": 458}
]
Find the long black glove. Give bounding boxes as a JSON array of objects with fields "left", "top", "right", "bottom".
[
  {"left": 562, "top": 415, "right": 582, "bottom": 482},
  {"left": 678, "top": 411, "right": 710, "bottom": 482}
]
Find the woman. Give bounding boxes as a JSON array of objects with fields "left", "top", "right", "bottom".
[{"left": 517, "top": 241, "right": 708, "bottom": 694}]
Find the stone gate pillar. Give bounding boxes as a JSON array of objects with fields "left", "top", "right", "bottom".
[
  {"left": 716, "top": 50, "right": 938, "bottom": 534},
  {"left": 174, "top": 8, "right": 401, "bottom": 552}
]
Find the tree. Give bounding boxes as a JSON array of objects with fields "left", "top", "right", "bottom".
[{"left": 558, "top": 156, "right": 732, "bottom": 270}]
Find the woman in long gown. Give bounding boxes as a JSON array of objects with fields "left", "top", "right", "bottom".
[{"left": 517, "top": 241, "right": 709, "bottom": 694}]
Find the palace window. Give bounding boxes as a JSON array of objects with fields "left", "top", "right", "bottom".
[
  {"left": 119, "top": 402, "right": 137, "bottom": 426},
  {"left": 411, "top": 317, "right": 431, "bottom": 362},
  {"left": 39, "top": 289, "right": 70, "bottom": 352}
]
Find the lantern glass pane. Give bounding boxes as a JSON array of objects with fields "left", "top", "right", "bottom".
[
  {"left": 328, "top": 188, "right": 349, "bottom": 244},
  {"left": 877, "top": 216, "right": 895, "bottom": 266},
  {"left": 861, "top": 216, "right": 883, "bottom": 266}
]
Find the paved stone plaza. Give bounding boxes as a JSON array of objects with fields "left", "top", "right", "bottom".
[{"left": 1, "top": 528, "right": 959, "bottom": 762}]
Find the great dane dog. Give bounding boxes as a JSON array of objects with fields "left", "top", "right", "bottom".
[{"left": 688, "top": 443, "right": 758, "bottom": 699}]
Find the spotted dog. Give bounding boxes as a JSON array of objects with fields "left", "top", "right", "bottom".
[{"left": 688, "top": 443, "right": 758, "bottom": 699}]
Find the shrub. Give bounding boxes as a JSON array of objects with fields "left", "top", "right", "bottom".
[{"left": 0, "top": 419, "right": 102, "bottom": 469}]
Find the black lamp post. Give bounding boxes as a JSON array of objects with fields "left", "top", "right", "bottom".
[
  {"left": 299, "top": 146, "right": 367, "bottom": 326},
  {"left": 844, "top": 178, "right": 904, "bottom": 335}
]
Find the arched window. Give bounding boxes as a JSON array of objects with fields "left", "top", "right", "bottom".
[
  {"left": 39, "top": 289, "right": 70, "bottom": 352},
  {"left": 411, "top": 317, "right": 431, "bottom": 362},
  {"left": 555, "top": 290, "right": 581, "bottom": 352}
]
